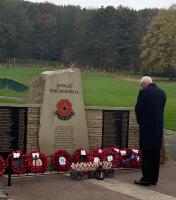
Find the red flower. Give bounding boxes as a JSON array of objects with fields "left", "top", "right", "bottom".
[
  {"left": 130, "top": 148, "right": 142, "bottom": 168},
  {"left": 26, "top": 151, "right": 48, "bottom": 173},
  {"left": 73, "top": 148, "right": 87, "bottom": 163},
  {"left": 6, "top": 150, "right": 27, "bottom": 174},
  {"left": 120, "top": 148, "right": 142, "bottom": 168},
  {"left": 53, "top": 149, "right": 72, "bottom": 172},
  {"left": 0, "top": 155, "right": 6, "bottom": 176},
  {"left": 101, "top": 146, "right": 122, "bottom": 168},
  {"left": 87, "top": 148, "right": 102, "bottom": 162}
]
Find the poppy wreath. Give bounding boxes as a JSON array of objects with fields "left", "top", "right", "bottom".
[
  {"left": 111, "top": 146, "right": 123, "bottom": 168},
  {"left": 73, "top": 148, "right": 87, "bottom": 163},
  {"left": 101, "top": 146, "right": 120, "bottom": 161},
  {"left": 113, "top": 154, "right": 122, "bottom": 168},
  {"left": 6, "top": 150, "right": 27, "bottom": 174},
  {"left": 87, "top": 148, "right": 102, "bottom": 162},
  {"left": 130, "top": 149, "right": 142, "bottom": 168},
  {"left": 101, "top": 147, "right": 115, "bottom": 161},
  {"left": 120, "top": 148, "right": 133, "bottom": 168},
  {"left": 0, "top": 155, "right": 6, "bottom": 176},
  {"left": 101, "top": 146, "right": 122, "bottom": 168},
  {"left": 53, "top": 149, "right": 72, "bottom": 172},
  {"left": 26, "top": 151, "right": 48, "bottom": 173}
]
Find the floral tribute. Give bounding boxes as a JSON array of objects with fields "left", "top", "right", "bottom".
[
  {"left": 72, "top": 148, "right": 87, "bottom": 163},
  {"left": 6, "top": 150, "right": 27, "bottom": 174},
  {"left": 26, "top": 151, "right": 48, "bottom": 173},
  {"left": 70, "top": 146, "right": 142, "bottom": 181},
  {"left": 71, "top": 161, "right": 112, "bottom": 171},
  {"left": 0, "top": 155, "right": 6, "bottom": 176},
  {"left": 53, "top": 149, "right": 72, "bottom": 172},
  {"left": 86, "top": 148, "right": 103, "bottom": 162},
  {"left": 70, "top": 161, "right": 113, "bottom": 181},
  {"left": 101, "top": 146, "right": 122, "bottom": 168},
  {"left": 120, "top": 148, "right": 142, "bottom": 168},
  {"left": 129, "top": 149, "right": 142, "bottom": 168}
]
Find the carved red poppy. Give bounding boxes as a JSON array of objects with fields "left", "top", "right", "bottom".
[{"left": 56, "top": 99, "right": 74, "bottom": 120}]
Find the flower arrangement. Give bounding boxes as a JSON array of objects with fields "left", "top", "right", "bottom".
[
  {"left": 53, "top": 149, "right": 72, "bottom": 172},
  {"left": 72, "top": 148, "right": 87, "bottom": 163},
  {"left": 6, "top": 150, "right": 27, "bottom": 174},
  {"left": 71, "top": 161, "right": 112, "bottom": 171},
  {"left": 87, "top": 147, "right": 103, "bottom": 162},
  {"left": 121, "top": 148, "right": 142, "bottom": 168},
  {"left": 70, "top": 161, "right": 113, "bottom": 181},
  {"left": 2, "top": 146, "right": 141, "bottom": 177},
  {"left": 129, "top": 148, "right": 142, "bottom": 168},
  {"left": 101, "top": 146, "right": 122, "bottom": 168},
  {"left": 0, "top": 155, "right": 6, "bottom": 176},
  {"left": 26, "top": 151, "right": 48, "bottom": 173}
]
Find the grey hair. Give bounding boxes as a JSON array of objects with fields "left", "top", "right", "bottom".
[{"left": 140, "top": 76, "right": 153, "bottom": 88}]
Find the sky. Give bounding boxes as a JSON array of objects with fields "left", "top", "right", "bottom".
[{"left": 26, "top": 0, "right": 176, "bottom": 10}]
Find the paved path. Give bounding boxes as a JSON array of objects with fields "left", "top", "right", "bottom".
[
  {"left": 1, "top": 174, "right": 137, "bottom": 200},
  {"left": 164, "top": 129, "right": 176, "bottom": 161},
  {"left": 1, "top": 162, "right": 176, "bottom": 200},
  {"left": 89, "top": 178, "right": 176, "bottom": 200}
]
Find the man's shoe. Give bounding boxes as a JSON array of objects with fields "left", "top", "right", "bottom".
[{"left": 134, "top": 180, "right": 151, "bottom": 186}]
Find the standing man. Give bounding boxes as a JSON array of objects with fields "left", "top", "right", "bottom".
[{"left": 135, "top": 76, "right": 166, "bottom": 186}]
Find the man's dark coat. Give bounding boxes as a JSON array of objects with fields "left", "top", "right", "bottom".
[{"left": 135, "top": 83, "right": 166, "bottom": 149}]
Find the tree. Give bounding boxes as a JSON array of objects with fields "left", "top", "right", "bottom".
[
  {"left": 85, "top": 6, "right": 140, "bottom": 71},
  {"left": 0, "top": 0, "right": 160, "bottom": 71},
  {"left": 140, "top": 8, "right": 176, "bottom": 77}
]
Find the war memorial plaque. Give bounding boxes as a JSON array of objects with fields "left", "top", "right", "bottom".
[
  {"left": 39, "top": 68, "right": 89, "bottom": 155},
  {"left": 0, "top": 108, "right": 12, "bottom": 152},
  {"left": 0, "top": 107, "right": 27, "bottom": 155}
]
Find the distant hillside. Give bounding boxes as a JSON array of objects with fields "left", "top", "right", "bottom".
[{"left": 0, "top": 0, "right": 159, "bottom": 71}]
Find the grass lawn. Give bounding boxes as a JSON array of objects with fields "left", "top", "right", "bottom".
[
  {"left": 0, "top": 66, "right": 49, "bottom": 85},
  {"left": 82, "top": 72, "right": 176, "bottom": 131},
  {"left": 0, "top": 67, "right": 175, "bottom": 131},
  {"left": 82, "top": 72, "right": 139, "bottom": 107}
]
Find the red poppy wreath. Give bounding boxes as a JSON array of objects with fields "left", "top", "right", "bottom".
[
  {"left": 26, "top": 151, "right": 48, "bottom": 173},
  {"left": 86, "top": 148, "right": 103, "bottom": 162},
  {"left": 53, "top": 149, "right": 72, "bottom": 172},
  {"left": 101, "top": 146, "right": 122, "bottom": 168},
  {"left": 73, "top": 148, "right": 87, "bottom": 163},
  {"left": 6, "top": 150, "right": 26, "bottom": 174},
  {"left": 101, "top": 147, "right": 117, "bottom": 161}
]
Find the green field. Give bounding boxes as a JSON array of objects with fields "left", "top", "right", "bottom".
[{"left": 0, "top": 67, "right": 175, "bottom": 131}]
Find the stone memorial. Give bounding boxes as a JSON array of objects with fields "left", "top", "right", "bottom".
[{"left": 28, "top": 68, "right": 89, "bottom": 155}]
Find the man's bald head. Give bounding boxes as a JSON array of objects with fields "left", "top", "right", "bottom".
[{"left": 140, "top": 76, "right": 153, "bottom": 89}]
